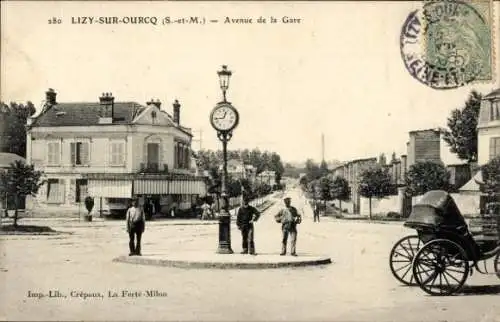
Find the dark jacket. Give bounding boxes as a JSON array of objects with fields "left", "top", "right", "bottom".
[{"left": 236, "top": 205, "right": 260, "bottom": 230}]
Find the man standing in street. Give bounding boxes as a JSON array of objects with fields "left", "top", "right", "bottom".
[
  {"left": 275, "top": 195, "right": 302, "bottom": 256},
  {"left": 126, "top": 199, "right": 146, "bottom": 256},
  {"left": 236, "top": 195, "right": 260, "bottom": 255},
  {"left": 313, "top": 201, "right": 320, "bottom": 222}
]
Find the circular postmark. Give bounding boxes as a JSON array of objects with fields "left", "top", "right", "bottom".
[{"left": 400, "top": 1, "right": 492, "bottom": 90}]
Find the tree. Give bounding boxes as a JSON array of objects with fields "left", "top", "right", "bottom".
[
  {"left": 405, "top": 161, "right": 451, "bottom": 197},
  {"left": 269, "top": 152, "right": 285, "bottom": 185},
  {"left": 442, "top": 90, "right": 482, "bottom": 163},
  {"left": 0, "top": 101, "right": 36, "bottom": 157},
  {"left": 318, "top": 176, "right": 335, "bottom": 210},
  {"left": 359, "top": 166, "right": 395, "bottom": 219},
  {"left": 331, "top": 176, "right": 350, "bottom": 211},
  {"left": 480, "top": 156, "right": 500, "bottom": 197},
  {"left": 0, "top": 160, "right": 44, "bottom": 227}
]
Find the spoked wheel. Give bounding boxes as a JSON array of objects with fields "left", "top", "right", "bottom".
[
  {"left": 494, "top": 251, "right": 500, "bottom": 279},
  {"left": 389, "top": 235, "right": 422, "bottom": 285},
  {"left": 412, "top": 239, "right": 469, "bottom": 296}
]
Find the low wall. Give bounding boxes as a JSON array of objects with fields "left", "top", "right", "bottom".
[
  {"left": 412, "top": 193, "right": 480, "bottom": 217},
  {"left": 355, "top": 192, "right": 480, "bottom": 217},
  {"left": 359, "top": 195, "right": 400, "bottom": 216}
]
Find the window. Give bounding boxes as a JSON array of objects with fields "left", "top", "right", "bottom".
[
  {"left": 489, "top": 137, "right": 500, "bottom": 160},
  {"left": 47, "top": 142, "right": 60, "bottom": 165},
  {"left": 110, "top": 141, "right": 125, "bottom": 166},
  {"left": 75, "top": 179, "right": 88, "bottom": 203},
  {"left": 490, "top": 100, "right": 500, "bottom": 121},
  {"left": 46, "top": 179, "right": 65, "bottom": 204},
  {"left": 70, "top": 142, "right": 89, "bottom": 165}
]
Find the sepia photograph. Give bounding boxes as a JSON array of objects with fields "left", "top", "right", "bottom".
[{"left": 1, "top": 0, "right": 500, "bottom": 321}]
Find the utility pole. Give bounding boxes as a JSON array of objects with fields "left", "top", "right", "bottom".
[{"left": 192, "top": 128, "right": 203, "bottom": 151}]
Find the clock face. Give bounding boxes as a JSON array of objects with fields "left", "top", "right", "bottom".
[{"left": 210, "top": 104, "right": 239, "bottom": 131}]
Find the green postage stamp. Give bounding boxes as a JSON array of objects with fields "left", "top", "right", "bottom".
[{"left": 401, "top": 0, "right": 495, "bottom": 90}]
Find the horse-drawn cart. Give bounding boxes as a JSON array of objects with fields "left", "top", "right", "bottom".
[{"left": 389, "top": 190, "right": 500, "bottom": 296}]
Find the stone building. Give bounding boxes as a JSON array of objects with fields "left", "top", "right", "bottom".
[{"left": 26, "top": 89, "right": 206, "bottom": 216}]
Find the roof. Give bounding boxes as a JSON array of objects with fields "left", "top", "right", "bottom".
[
  {"left": 483, "top": 88, "right": 500, "bottom": 100},
  {"left": 0, "top": 152, "right": 25, "bottom": 167},
  {"left": 458, "top": 171, "right": 483, "bottom": 193},
  {"left": 409, "top": 127, "right": 446, "bottom": 134},
  {"left": 30, "top": 102, "right": 147, "bottom": 127}
]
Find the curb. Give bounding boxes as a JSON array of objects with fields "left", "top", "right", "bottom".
[{"left": 112, "top": 255, "right": 332, "bottom": 269}]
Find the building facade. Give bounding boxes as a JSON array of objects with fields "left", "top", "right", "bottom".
[
  {"left": 477, "top": 88, "right": 500, "bottom": 166},
  {"left": 27, "top": 89, "right": 206, "bottom": 216},
  {"left": 334, "top": 157, "right": 378, "bottom": 213}
]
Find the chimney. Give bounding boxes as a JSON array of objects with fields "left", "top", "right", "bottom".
[
  {"left": 173, "top": 99, "right": 180, "bottom": 125},
  {"left": 147, "top": 99, "right": 161, "bottom": 109},
  {"left": 99, "top": 92, "right": 114, "bottom": 124},
  {"left": 46, "top": 88, "right": 57, "bottom": 105}
]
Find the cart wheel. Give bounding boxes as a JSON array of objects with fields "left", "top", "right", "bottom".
[
  {"left": 412, "top": 239, "right": 469, "bottom": 296},
  {"left": 389, "top": 235, "right": 422, "bottom": 285},
  {"left": 494, "top": 251, "right": 500, "bottom": 279}
]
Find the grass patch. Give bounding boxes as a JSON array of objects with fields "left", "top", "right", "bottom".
[{"left": 0, "top": 224, "right": 59, "bottom": 235}]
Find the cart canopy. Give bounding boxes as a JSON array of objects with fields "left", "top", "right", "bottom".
[{"left": 404, "top": 190, "right": 467, "bottom": 229}]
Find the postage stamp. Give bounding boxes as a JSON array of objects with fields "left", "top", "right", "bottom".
[{"left": 400, "top": 0, "right": 494, "bottom": 90}]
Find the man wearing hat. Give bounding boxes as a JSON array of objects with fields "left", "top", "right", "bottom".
[
  {"left": 275, "top": 195, "right": 302, "bottom": 256},
  {"left": 236, "top": 194, "right": 260, "bottom": 255},
  {"left": 126, "top": 199, "right": 146, "bottom": 256}
]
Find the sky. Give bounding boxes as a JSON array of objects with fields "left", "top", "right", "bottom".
[{"left": 1, "top": 1, "right": 499, "bottom": 164}]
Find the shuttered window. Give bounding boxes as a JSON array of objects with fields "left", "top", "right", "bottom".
[
  {"left": 110, "top": 141, "right": 125, "bottom": 166},
  {"left": 47, "top": 142, "right": 60, "bottom": 165},
  {"left": 46, "top": 179, "right": 65, "bottom": 204},
  {"left": 70, "top": 142, "right": 90, "bottom": 165},
  {"left": 489, "top": 137, "right": 500, "bottom": 160}
]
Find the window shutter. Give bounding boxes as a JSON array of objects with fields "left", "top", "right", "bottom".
[
  {"left": 81, "top": 142, "right": 89, "bottom": 165},
  {"left": 119, "top": 143, "right": 125, "bottom": 165},
  {"left": 47, "top": 143, "right": 53, "bottom": 164},
  {"left": 58, "top": 179, "right": 66, "bottom": 204},
  {"left": 110, "top": 143, "right": 116, "bottom": 165},
  {"left": 55, "top": 143, "right": 60, "bottom": 164},
  {"left": 70, "top": 142, "right": 76, "bottom": 165}
]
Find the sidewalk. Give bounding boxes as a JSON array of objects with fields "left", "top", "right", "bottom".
[{"left": 112, "top": 191, "right": 332, "bottom": 269}]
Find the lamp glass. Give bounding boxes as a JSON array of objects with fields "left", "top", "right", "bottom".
[{"left": 217, "top": 65, "right": 232, "bottom": 91}]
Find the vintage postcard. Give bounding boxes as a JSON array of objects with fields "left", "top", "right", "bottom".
[{"left": 1, "top": 1, "right": 500, "bottom": 321}]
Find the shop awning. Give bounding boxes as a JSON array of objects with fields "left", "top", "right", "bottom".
[
  {"left": 169, "top": 180, "right": 207, "bottom": 195},
  {"left": 135, "top": 180, "right": 170, "bottom": 194},
  {"left": 88, "top": 180, "right": 133, "bottom": 198}
]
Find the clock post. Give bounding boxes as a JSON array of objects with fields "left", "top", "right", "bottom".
[{"left": 210, "top": 65, "right": 240, "bottom": 254}]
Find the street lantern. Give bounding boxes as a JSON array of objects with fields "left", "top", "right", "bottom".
[
  {"left": 217, "top": 65, "right": 232, "bottom": 102},
  {"left": 210, "top": 65, "right": 240, "bottom": 254}
]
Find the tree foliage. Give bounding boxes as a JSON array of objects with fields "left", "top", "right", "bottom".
[
  {"left": 480, "top": 156, "right": 500, "bottom": 196},
  {"left": 195, "top": 148, "right": 285, "bottom": 184},
  {"left": 331, "top": 176, "right": 350, "bottom": 201},
  {"left": 331, "top": 176, "right": 350, "bottom": 212},
  {"left": 0, "top": 101, "right": 36, "bottom": 157},
  {"left": 0, "top": 160, "right": 44, "bottom": 226},
  {"left": 359, "top": 166, "right": 395, "bottom": 219},
  {"left": 405, "top": 161, "right": 451, "bottom": 197},
  {"left": 442, "top": 90, "right": 482, "bottom": 163}
]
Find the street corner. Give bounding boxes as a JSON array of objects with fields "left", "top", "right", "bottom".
[{"left": 112, "top": 251, "right": 332, "bottom": 269}]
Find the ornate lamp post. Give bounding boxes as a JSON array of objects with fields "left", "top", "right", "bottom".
[{"left": 210, "top": 65, "right": 240, "bottom": 254}]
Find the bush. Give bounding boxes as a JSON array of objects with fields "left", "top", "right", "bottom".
[{"left": 386, "top": 211, "right": 401, "bottom": 219}]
